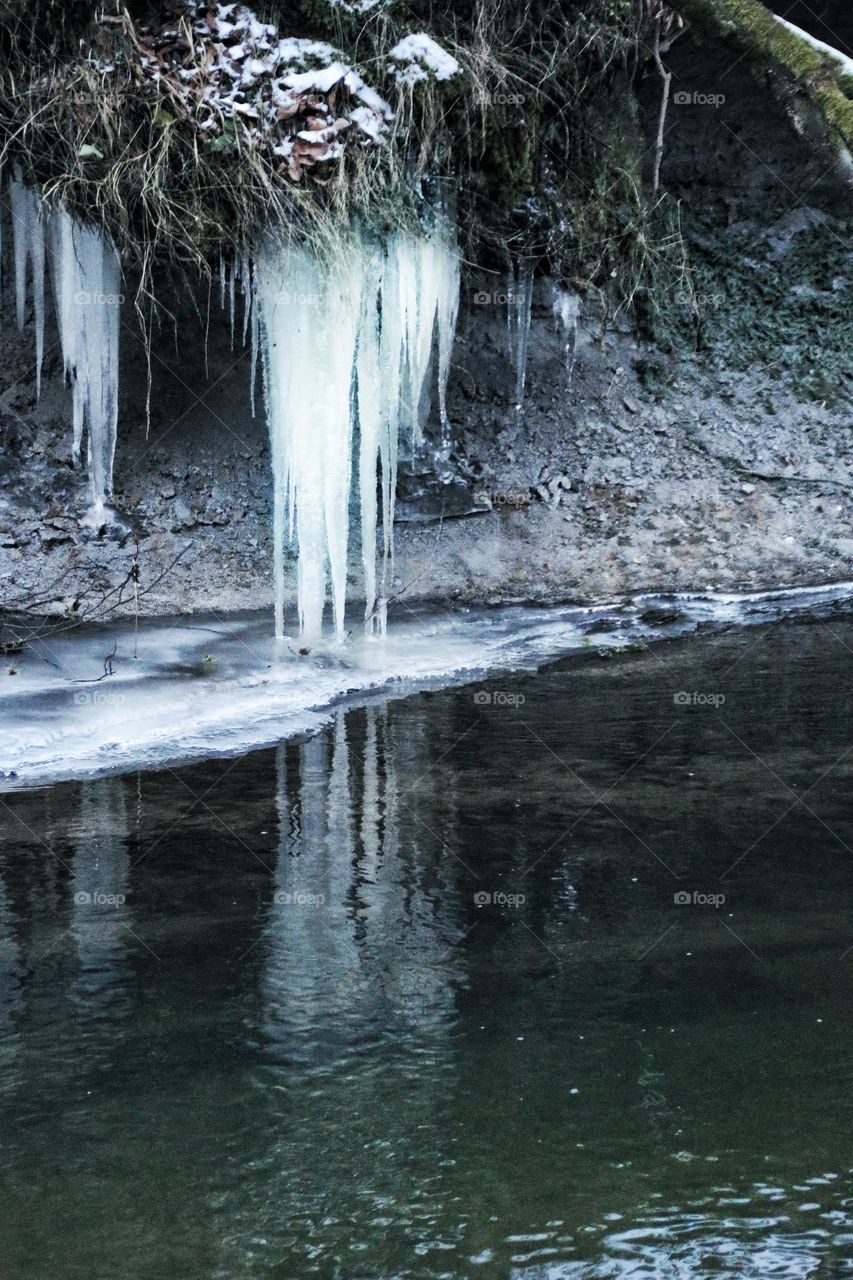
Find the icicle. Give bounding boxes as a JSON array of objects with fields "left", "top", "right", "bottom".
[
  {"left": 507, "top": 258, "right": 534, "bottom": 414},
  {"left": 435, "top": 230, "right": 461, "bottom": 439},
  {"left": 256, "top": 238, "right": 364, "bottom": 640},
  {"left": 552, "top": 283, "right": 580, "bottom": 388},
  {"left": 46, "top": 206, "right": 122, "bottom": 519},
  {"left": 9, "top": 174, "right": 46, "bottom": 397},
  {"left": 256, "top": 222, "right": 460, "bottom": 642},
  {"left": 356, "top": 261, "right": 382, "bottom": 632}
]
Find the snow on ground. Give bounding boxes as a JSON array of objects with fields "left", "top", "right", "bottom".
[{"left": 773, "top": 15, "right": 853, "bottom": 78}]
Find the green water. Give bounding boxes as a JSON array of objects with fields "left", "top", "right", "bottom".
[{"left": 0, "top": 613, "right": 851, "bottom": 1278}]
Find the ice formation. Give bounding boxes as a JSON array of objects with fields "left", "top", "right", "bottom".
[
  {"left": 507, "top": 259, "right": 534, "bottom": 413},
  {"left": 255, "top": 223, "right": 460, "bottom": 641},
  {"left": 47, "top": 208, "right": 122, "bottom": 518},
  {"left": 8, "top": 179, "right": 122, "bottom": 518},
  {"left": 5, "top": 178, "right": 459, "bottom": 638},
  {"left": 552, "top": 285, "right": 581, "bottom": 388},
  {"left": 8, "top": 174, "right": 46, "bottom": 398}
]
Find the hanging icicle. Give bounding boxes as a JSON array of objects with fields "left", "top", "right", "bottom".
[
  {"left": 7, "top": 177, "right": 122, "bottom": 520},
  {"left": 46, "top": 207, "right": 122, "bottom": 520},
  {"left": 507, "top": 258, "right": 534, "bottom": 415},
  {"left": 9, "top": 173, "right": 46, "bottom": 398},
  {"left": 255, "top": 222, "right": 460, "bottom": 642}
]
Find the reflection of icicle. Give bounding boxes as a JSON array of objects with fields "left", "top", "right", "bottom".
[
  {"left": 70, "top": 778, "right": 131, "bottom": 1016},
  {"left": 46, "top": 206, "right": 122, "bottom": 518},
  {"left": 0, "top": 865, "right": 24, "bottom": 1093},
  {"left": 9, "top": 174, "right": 46, "bottom": 397},
  {"left": 552, "top": 284, "right": 580, "bottom": 388},
  {"left": 256, "top": 223, "right": 460, "bottom": 641},
  {"left": 507, "top": 258, "right": 534, "bottom": 414}
]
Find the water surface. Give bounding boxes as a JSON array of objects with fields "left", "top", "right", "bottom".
[{"left": 0, "top": 607, "right": 851, "bottom": 1277}]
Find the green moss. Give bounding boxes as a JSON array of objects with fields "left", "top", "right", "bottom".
[
  {"left": 677, "top": 0, "right": 853, "bottom": 156},
  {"left": 671, "top": 212, "right": 853, "bottom": 404}
]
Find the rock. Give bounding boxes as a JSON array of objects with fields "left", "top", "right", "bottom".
[
  {"left": 622, "top": 394, "right": 641, "bottom": 414},
  {"left": 740, "top": 482, "right": 756, "bottom": 495}
]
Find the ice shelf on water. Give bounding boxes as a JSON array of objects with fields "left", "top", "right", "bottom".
[
  {"left": 254, "top": 223, "right": 460, "bottom": 642},
  {"left": 1, "top": 582, "right": 850, "bottom": 791},
  {"left": 7, "top": 178, "right": 122, "bottom": 519}
]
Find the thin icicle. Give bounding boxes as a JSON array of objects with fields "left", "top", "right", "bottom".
[
  {"left": 356, "top": 263, "right": 382, "bottom": 631},
  {"left": 435, "top": 228, "right": 461, "bottom": 438},
  {"left": 9, "top": 174, "right": 46, "bottom": 397},
  {"left": 508, "top": 258, "right": 534, "bottom": 413}
]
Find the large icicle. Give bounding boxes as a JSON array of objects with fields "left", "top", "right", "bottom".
[
  {"left": 47, "top": 207, "right": 122, "bottom": 520},
  {"left": 256, "top": 222, "right": 460, "bottom": 641},
  {"left": 9, "top": 175, "right": 46, "bottom": 397},
  {"left": 256, "top": 238, "right": 366, "bottom": 640}
]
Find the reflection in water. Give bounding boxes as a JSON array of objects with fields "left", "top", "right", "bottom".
[
  {"left": 0, "top": 613, "right": 851, "bottom": 1278},
  {"left": 0, "top": 864, "right": 24, "bottom": 1092},
  {"left": 70, "top": 779, "right": 131, "bottom": 1010},
  {"left": 263, "top": 709, "right": 465, "bottom": 1074}
]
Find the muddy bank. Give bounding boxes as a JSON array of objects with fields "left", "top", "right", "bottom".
[{"left": 1, "top": 279, "right": 850, "bottom": 623}]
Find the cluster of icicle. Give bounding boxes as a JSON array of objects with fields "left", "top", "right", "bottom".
[
  {"left": 246, "top": 224, "right": 461, "bottom": 642},
  {"left": 4, "top": 173, "right": 122, "bottom": 521}
]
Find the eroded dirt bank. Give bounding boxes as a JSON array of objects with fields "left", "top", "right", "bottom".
[{"left": 1, "top": 31, "right": 851, "bottom": 623}]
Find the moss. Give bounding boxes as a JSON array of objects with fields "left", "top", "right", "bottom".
[
  {"left": 676, "top": 0, "right": 853, "bottom": 156},
  {"left": 669, "top": 212, "right": 853, "bottom": 404}
]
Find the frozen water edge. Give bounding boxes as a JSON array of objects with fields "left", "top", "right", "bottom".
[{"left": 1, "top": 582, "right": 851, "bottom": 791}]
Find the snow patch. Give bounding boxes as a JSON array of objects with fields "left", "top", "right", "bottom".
[{"left": 388, "top": 33, "right": 460, "bottom": 85}]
